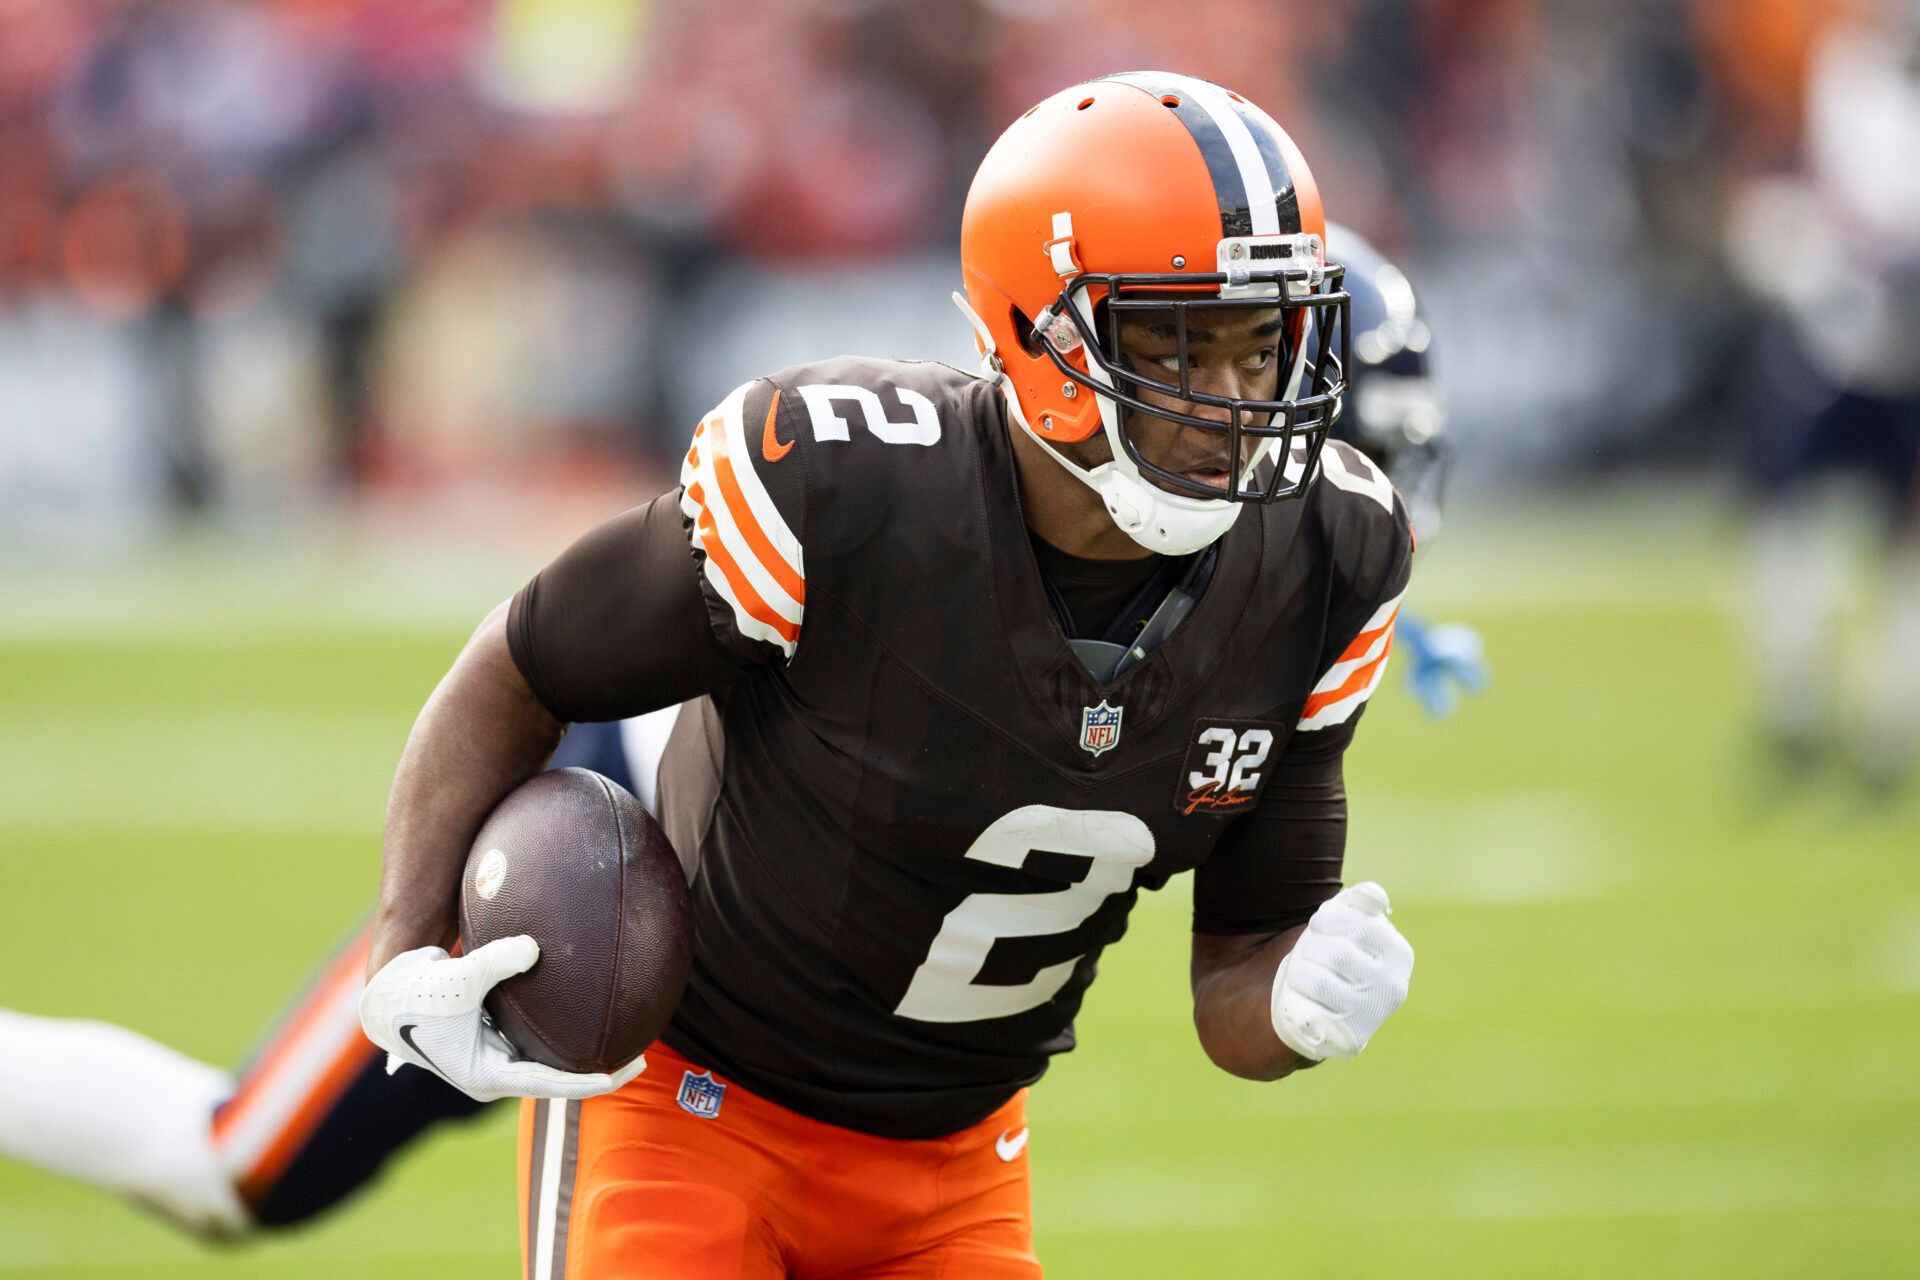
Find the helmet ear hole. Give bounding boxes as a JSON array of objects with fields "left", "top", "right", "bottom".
[{"left": 1013, "top": 308, "right": 1045, "bottom": 358}]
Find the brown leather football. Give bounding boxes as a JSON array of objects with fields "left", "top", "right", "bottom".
[{"left": 458, "top": 767, "right": 691, "bottom": 1075}]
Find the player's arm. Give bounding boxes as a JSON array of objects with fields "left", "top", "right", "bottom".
[
  {"left": 1188, "top": 733, "right": 1345, "bottom": 1081},
  {"left": 368, "top": 493, "right": 756, "bottom": 972},
  {"left": 1189, "top": 731, "right": 1415, "bottom": 1080},
  {"left": 367, "top": 602, "right": 563, "bottom": 974},
  {"left": 1191, "top": 924, "right": 1312, "bottom": 1081},
  {"left": 361, "top": 490, "right": 767, "bottom": 1100},
  {"left": 1191, "top": 464, "right": 1419, "bottom": 1079},
  {"left": 362, "top": 381, "right": 800, "bottom": 1101}
]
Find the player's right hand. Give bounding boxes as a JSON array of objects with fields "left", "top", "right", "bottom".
[
  {"left": 1269, "top": 882, "right": 1414, "bottom": 1063},
  {"left": 359, "top": 937, "right": 646, "bottom": 1103}
]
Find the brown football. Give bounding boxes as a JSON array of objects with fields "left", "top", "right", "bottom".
[{"left": 458, "top": 767, "right": 691, "bottom": 1075}]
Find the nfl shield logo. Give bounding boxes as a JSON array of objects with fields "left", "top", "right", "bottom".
[
  {"left": 1079, "top": 700, "right": 1124, "bottom": 756},
  {"left": 676, "top": 1069, "right": 726, "bottom": 1119}
]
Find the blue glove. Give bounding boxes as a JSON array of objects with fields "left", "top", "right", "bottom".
[{"left": 1396, "top": 612, "right": 1488, "bottom": 718}]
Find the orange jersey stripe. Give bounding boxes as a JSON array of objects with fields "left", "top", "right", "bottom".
[
  {"left": 212, "top": 933, "right": 371, "bottom": 1147},
  {"left": 235, "top": 1027, "right": 378, "bottom": 1200},
  {"left": 713, "top": 449, "right": 805, "bottom": 604},
  {"left": 685, "top": 417, "right": 708, "bottom": 472},
  {"left": 687, "top": 479, "right": 801, "bottom": 644},
  {"left": 1336, "top": 613, "right": 1395, "bottom": 666},
  {"left": 1300, "top": 625, "right": 1395, "bottom": 719}
]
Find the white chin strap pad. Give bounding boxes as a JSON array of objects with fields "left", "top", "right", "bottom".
[{"left": 1093, "top": 467, "right": 1242, "bottom": 556}]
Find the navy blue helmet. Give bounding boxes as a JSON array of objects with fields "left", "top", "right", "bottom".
[{"left": 1327, "top": 223, "right": 1447, "bottom": 539}]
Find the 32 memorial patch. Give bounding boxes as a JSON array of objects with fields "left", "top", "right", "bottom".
[{"left": 1174, "top": 720, "right": 1283, "bottom": 816}]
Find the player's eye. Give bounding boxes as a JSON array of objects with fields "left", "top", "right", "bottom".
[{"left": 1241, "top": 347, "right": 1279, "bottom": 372}]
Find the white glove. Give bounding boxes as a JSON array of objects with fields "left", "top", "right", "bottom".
[
  {"left": 359, "top": 936, "right": 645, "bottom": 1103},
  {"left": 1270, "top": 882, "right": 1414, "bottom": 1063}
]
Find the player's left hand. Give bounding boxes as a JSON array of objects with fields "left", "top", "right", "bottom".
[
  {"left": 1270, "top": 882, "right": 1414, "bottom": 1063},
  {"left": 1397, "top": 613, "right": 1488, "bottom": 718}
]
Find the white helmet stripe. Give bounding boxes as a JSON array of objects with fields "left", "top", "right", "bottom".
[
  {"left": 1177, "top": 77, "right": 1282, "bottom": 237},
  {"left": 1107, "top": 72, "right": 1284, "bottom": 238}
]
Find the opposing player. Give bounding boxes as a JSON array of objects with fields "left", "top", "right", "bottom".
[
  {"left": 360, "top": 73, "right": 1417, "bottom": 1278},
  {"left": 1327, "top": 224, "right": 1487, "bottom": 718},
  {"left": 0, "top": 717, "right": 670, "bottom": 1236}
]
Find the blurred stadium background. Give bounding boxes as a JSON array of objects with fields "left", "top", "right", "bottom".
[{"left": 2, "top": 0, "right": 1917, "bottom": 1276}]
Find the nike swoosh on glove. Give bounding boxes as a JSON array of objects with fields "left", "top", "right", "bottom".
[
  {"left": 1270, "top": 882, "right": 1414, "bottom": 1062},
  {"left": 359, "top": 936, "right": 645, "bottom": 1103}
]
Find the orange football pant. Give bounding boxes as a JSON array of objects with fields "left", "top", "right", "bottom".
[{"left": 517, "top": 1043, "right": 1042, "bottom": 1279}]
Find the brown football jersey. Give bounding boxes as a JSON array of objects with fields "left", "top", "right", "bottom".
[{"left": 508, "top": 356, "right": 1412, "bottom": 1138}]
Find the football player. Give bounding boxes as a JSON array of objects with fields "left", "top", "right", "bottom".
[
  {"left": 0, "top": 235, "right": 1475, "bottom": 1245},
  {"left": 1735, "top": 5, "right": 1920, "bottom": 796},
  {"left": 1327, "top": 223, "right": 1488, "bottom": 718},
  {"left": 357, "top": 72, "right": 1418, "bottom": 1279},
  {"left": 1, "top": 74, "right": 1424, "bottom": 1270}
]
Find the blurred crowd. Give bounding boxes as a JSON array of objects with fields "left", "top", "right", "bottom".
[{"left": 0, "top": 0, "right": 1916, "bottom": 543}]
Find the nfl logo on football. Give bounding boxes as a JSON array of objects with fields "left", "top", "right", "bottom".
[
  {"left": 677, "top": 1069, "right": 727, "bottom": 1119},
  {"left": 1079, "top": 700, "right": 1123, "bottom": 757}
]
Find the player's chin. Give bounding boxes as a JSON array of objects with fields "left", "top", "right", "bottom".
[
  {"left": 1138, "top": 467, "right": 1231, "bottom": 496},
  {"left": 1132, "top": 428, "right": 1236, "bottom": 496},
  {"left": 1132, "top": 448, "right": 1236, "bottom": 496}
]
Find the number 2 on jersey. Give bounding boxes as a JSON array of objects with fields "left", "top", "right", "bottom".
[{"left": 894, "top": 806, "right": 1156, "bottom": 1023}]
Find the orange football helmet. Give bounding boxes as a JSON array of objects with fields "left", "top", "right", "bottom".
[{"left": 957, "top": 71, "right": 1349, "bottom": 554}]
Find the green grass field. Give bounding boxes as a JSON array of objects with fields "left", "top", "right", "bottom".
[{"left": 2, "top": 494, "right": 1916, "bottom": 1277}]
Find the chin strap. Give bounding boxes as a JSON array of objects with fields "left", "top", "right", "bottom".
[
  {"left": 951, "top": 291, "right": 1105, "bottom": 489},
  {"left": 949, "top": 292, "right": 1241, "bottom": 556},
  {"left": 951, "top": 292, "right": 1001, "bottom": 375}
]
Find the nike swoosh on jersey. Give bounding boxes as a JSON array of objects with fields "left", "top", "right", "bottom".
[
  {"left": 396, "top": 1023, "right": 447, "bottom": 1080},
  {"left": 760, "top": 389, "right": 791, "bottom": 462},
  {"left": 682, "top": 382, "right": 805, "bottom": 657},
  {"left": 995, "top": 1126, "right": 1029, "bottom": 1162}
]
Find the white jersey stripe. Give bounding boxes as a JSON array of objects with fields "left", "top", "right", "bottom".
[
  {"left": 1297, "top": 626, "right": 1396, "bottom": 730},
  {"left": 677, "top": 383, "right": 805, "bottom": 658},
  {"left": 215, "top": 967, "right": 365, "bottom": 1176},
  {"left": 688, "top": 445, "right": 802, "bottom": 628},
  {"left": 1306, "top": 592, "right": 1403, "bottom": 696},
  {"left": 1318, "top": 443, "right": 1397, "bottom": 514},
  {"left": 1296, "top": 591, "right": 1403, "bottom": 731},
  {"left": 711, "top": 381, "right": 804, "bottom": 589}
]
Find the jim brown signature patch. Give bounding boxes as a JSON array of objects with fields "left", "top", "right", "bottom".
[{"left": 1174, "top": 719, "right": 1285, "bottom": 816}]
